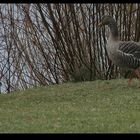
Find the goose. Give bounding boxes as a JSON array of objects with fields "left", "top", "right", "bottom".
[{"left": 98, "top": 15, "right": 140, "bottom": 86}]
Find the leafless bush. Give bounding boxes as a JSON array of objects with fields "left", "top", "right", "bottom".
[{"left": 0, "top": 4, "right": 139, "bottom": 93}]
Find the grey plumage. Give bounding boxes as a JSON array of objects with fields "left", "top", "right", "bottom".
[
  {"left": 117, "top": 42, "right": 140, "bottom": 69},
  {"left": 99, "top": 15, "right": 140, "bottom": 70}
]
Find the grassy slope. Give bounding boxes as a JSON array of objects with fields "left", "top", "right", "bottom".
[{"left": 0, "top": 79, "right": 140, "bottom": 133}]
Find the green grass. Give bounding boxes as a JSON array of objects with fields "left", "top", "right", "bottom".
[{"left": 1, "top": 79, "right": 140, "bottom": 133}]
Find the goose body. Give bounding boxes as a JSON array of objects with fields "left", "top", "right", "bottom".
[
  {"left": 107, "top": 40, "right": 140, "bottom": 69},
  {"left": 99, "top": 15, "right": 140, "bottom": 85}
]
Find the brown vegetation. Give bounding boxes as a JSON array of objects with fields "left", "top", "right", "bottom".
[{"left": 0, "top": 4, "right": 139, "bottom": 93}]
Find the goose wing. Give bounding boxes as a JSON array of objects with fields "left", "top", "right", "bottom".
[
  {"left": 118, "top": 41, "right": 140, "bottom": 59},
  {"left": 117, "top": 41, "right": 140, "bottom": 68}
]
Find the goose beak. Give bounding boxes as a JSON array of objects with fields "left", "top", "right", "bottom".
[{"left": 98, "top": 22, "right": 103, "bottom": 27}]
